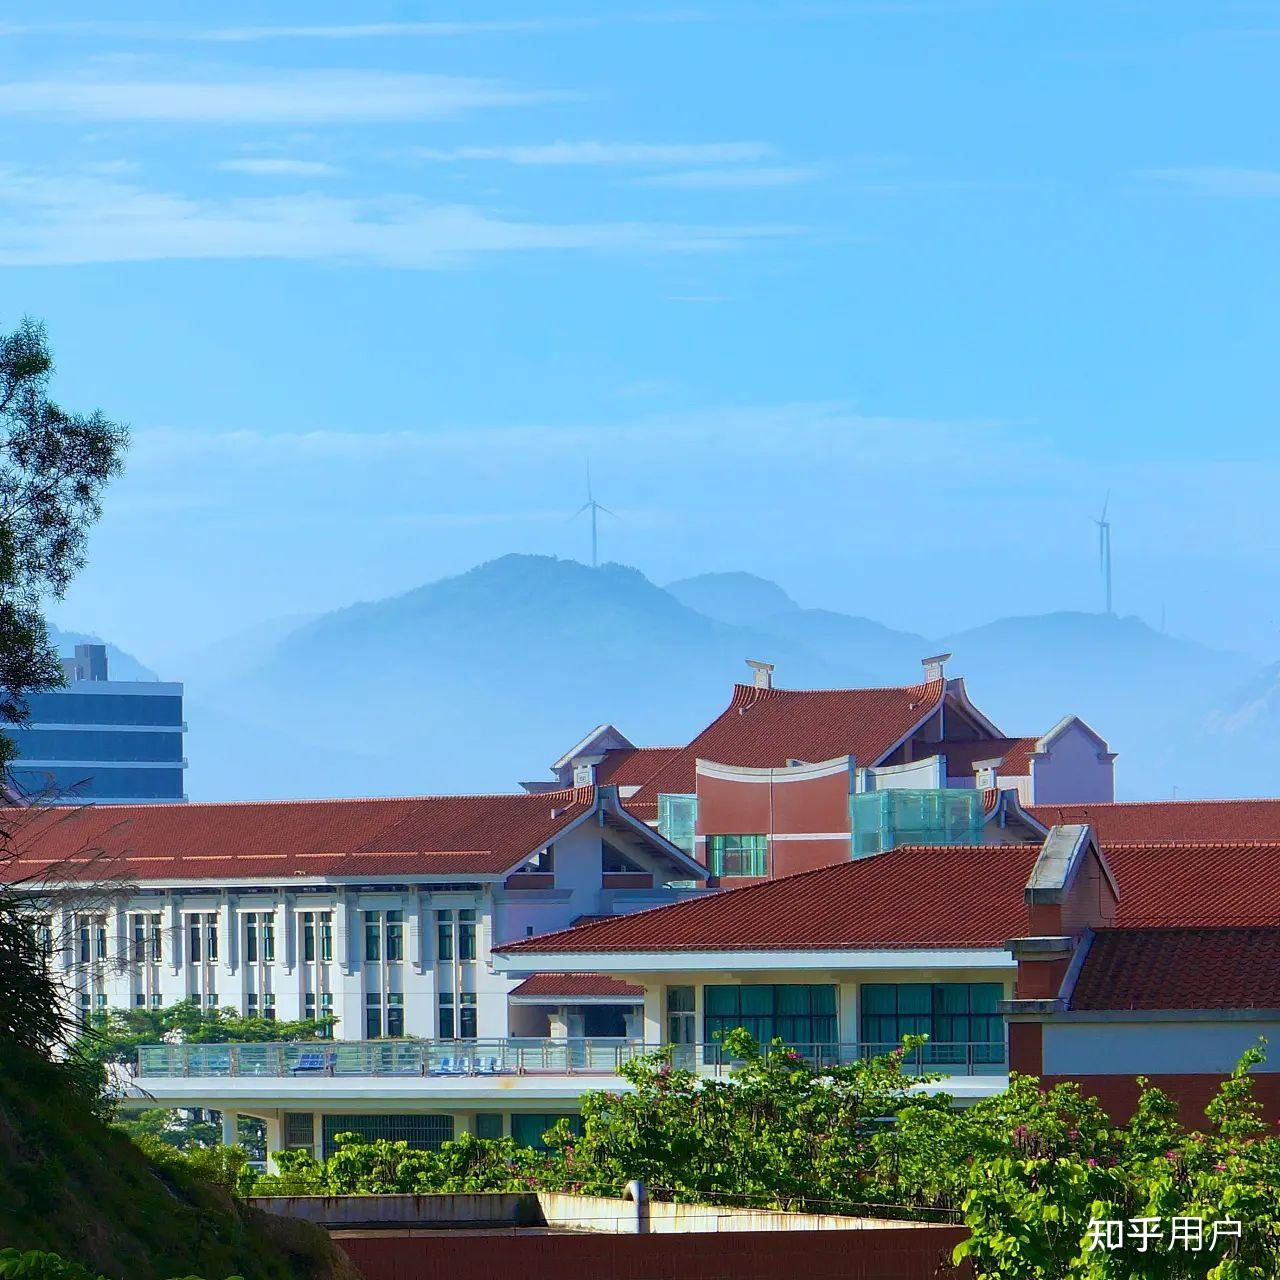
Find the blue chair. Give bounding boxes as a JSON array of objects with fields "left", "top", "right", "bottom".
[{"left": 291, "top": 1051, "right": 336, "bottom": 1076}]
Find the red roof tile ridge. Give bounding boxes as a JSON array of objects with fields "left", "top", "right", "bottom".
[
  {"left": 1036, "top": 797, "right": 1280, "bottom": 810},
  {"left": 0, "top": 786, "right": 594, "bottom": 815},
  {"left": 1102, "top": 839, "right": 1280, "bottom": 849},
  {"left": 730, "top": 678, "right": 945, "bottom": 698}
]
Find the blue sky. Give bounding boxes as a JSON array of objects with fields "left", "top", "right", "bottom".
[{"left": 6, "top": 2, "right": 1279, "bottom": 668}]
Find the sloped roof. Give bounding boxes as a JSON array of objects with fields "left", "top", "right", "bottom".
[
  {"left": 627, "top": 679, "right": 946, "bottom": 816},
  {"left": 1106, "top": 843, "right": 1280, "bottom": 928},
  {"left": 938, "top": 737, "right": 1039, "bottom": 777},
  {"left": 508, "top": 973, "right": 644, "bottom": 1000},
  {"left": 594, "top": 747, "right": 683, "bottom": 788},
  {"left": 499, "top": 842, "right": 1039, "bottom": 953},
  {"left": 1029, "top": 799, "right": 1280, "bottom": 845},
  {"left": 1071, "top": 927, "right": 1280, "bottom": 1010},
  {"left": 498, "top": 835, "right": 1280, "bottom": 957},
  {"left": 1, "top": 788, "right": 602, "bottom": 884}
]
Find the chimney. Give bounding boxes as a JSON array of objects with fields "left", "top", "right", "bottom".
[
  {"left": 745, "top": 659, "right": 774, "bottom": 690},
  {"left": 572, "top": 761, "right": 596, "bottom": 787},
  {"left": 921, "top": 652, "right": 950, "bottom": 682}
]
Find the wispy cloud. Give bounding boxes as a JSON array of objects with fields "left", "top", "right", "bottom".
[
  {"left": 1140, "top": 167, "right": 1280, "bottom": 197},
  {"left": 413, "top": 141, "right": 773, "bottom": 166},
  {"left": 218, "top": 158, "right": 339, "bottom": 177},
  {"left": 638, "top": 165, "right": 820, "bottom": 189},
  {"left": 199, "top": 19, "right": 593, "bottom": 42},
  {"left": 0, "top": 71, "right": 563, "bottom": 125},
  {"left": 0, "top": 168, "right": 797, "bottom": 268}
]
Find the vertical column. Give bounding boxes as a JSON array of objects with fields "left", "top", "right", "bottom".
[
  {"left": 221, "top": 1109, "right": 239, "bottom": 1147},
  {"left": 264, "top": 1114, "right": 283, "bottom": 1170},
  {"left": 277, "top": 895, "right": 301, "bottom": 1021}
]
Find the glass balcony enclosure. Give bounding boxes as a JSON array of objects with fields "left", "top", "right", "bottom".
[{"left": 850, "top": 787, "right": 984, "bottom": 856}]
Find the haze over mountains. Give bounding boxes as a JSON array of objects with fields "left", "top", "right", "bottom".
[{"left": 55, "top": 556, "right": 1276, "bottom": 804}]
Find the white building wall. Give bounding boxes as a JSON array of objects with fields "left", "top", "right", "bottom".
[
  {"left": 1042, "top": 1019, "right": 1280, "bottom": 1076},
  {"left": 1030, "top": 722, "right": 1114, "bottom": 804}
]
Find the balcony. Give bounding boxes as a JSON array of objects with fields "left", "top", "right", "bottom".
[{"left": 135, "top": 1038, "right": 1007, "bottom": 1081}]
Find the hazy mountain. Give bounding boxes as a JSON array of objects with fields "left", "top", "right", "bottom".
[
  {"left": 66, "top": 557, "right": 1278, "bottom": 805},
  {"left": 942, "top": 612, "right": 1258, "bottom": 799},
  {"left": 667, "top": 572, "right": 799, "bottom": 624},
  {"left": 47, "top": 623, "right": 158, "bottom": 682},
  {"left": 200, "top": 556, "right": 825, "bottom": 799}
]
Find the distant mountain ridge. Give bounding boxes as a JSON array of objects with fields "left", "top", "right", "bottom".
[{"left": 64, "top": 555, "right": 1280, "bottom": 804}]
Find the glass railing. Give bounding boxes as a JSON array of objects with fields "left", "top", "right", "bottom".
[{"left": 135, "top": 1038, "right": 1007, "bottom": 1079}]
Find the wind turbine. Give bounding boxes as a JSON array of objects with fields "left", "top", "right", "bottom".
[
  {"left": 572, "top": 465, "right": 616, "bottom": 568},
  {"left": 1095, "top": 492, "right": 1114, "bottom": 616}
]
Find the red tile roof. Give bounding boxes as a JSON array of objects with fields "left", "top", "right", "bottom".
[
  {"left": 627, "top": 680, "right": 946, "bottom": 815},
  {"left": 499, "top": 842, "right": 1039, "bottom": 953},
  {"left": 1106, "top": 843, "right": 1280, "bottom": 928},
  {"left": 938, "top": 737, "right": 1038, "bottom": 778},
  {"left": 1030, "top": 799, "right": 1280, "bottom": 845},
  {"left": 1, "top": 788, "right": 599, "bottom": 885},
  {"left": 499, "top": 836, "right": 1280, "bottom": 956},
  {"left": 508, "top": 973, "right": 644, "bottom": 1000},
  {"left": 1071, "top": 927, "right": 1280, "bottom": 1010},
  {"left": 594, "top": 747, "right": 683, "bottom": 788}
]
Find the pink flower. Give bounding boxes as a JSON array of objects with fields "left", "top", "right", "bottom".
[
  {"left": 1067, "top": 1129, "right": 1079, "bottom": 1141},
  {"left": 1215, "top": 1162, "right": 1227, "bottom": 1172},
  {"left": 1087, "top": 1158, "right": 1098, "bottom": 1168}
]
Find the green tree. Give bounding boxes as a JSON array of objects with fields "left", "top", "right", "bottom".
[{"left": 0, "top": 317, "right": 128, "bottom": 768}]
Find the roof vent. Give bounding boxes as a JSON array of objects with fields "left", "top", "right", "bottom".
[
  {"left": 921, "top": 652, "right": 951, "bottom": 682},
  {"left": 746, "top": 658, "right": 774, "bottom": 689}
]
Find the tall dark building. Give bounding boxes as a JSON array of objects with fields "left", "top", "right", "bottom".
[{"left": 7, "top": 643, "right": 186, "bottom": 803}]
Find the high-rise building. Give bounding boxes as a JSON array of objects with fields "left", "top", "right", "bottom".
[{"left": 6, "top": 643, "right": 186, "bottom": 804}]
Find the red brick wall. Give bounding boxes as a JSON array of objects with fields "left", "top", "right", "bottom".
[
  {"left": 338, "top": 1226, "right": 972, "bottom": 1280},
  {"left": 695, "top": 765, "right": 854, "bottom": 881},
  {"left": 1041, "top": 1073, "right": 1280, "bottom": 1128}
]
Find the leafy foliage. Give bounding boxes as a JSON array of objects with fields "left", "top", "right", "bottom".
[
  {"left": 82, "top": 999, "right": 336, "bottom": 1071},
  {"left": 0, "top": 1249, "right": 241, "bottom": 1280},
  {"left": 0, "top": 316, "right": 128, "bottom": 767}
]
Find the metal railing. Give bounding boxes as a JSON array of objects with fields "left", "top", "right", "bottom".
[{"left": 135, "top": 1038, "right": 1007, "bottom": 1080}]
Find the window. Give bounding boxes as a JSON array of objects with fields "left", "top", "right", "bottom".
[
  {"left": 283, "top": 1112, "right": 316, "bottom": 1152},
  {"left": 459, "top": 992, "right": 477, "bottom": 1039},
  {"left": 475, "top": 1113, "right": 504, "bottom": 1141},
  {"left": 245, "top": 915, "right": 258, "bottom": 963},
  {"left": 707, "top": 834, "right": 768, "bottom": 878},
  {"left": 244, "top": 911, "right": 274, "bottom": 963},
  {"left": 35, "top": 917, "right": 53, "bottom": 959},
  {"left": 387, "top": 910, "right": 404, "bottom": 962},
  {"left": 78, "top": 921, "right": 90, "bottom": 966},
  {"left": 510, "top": 1113, "right": 582, "bottom": 1151},
  {"left": 261, "top": 914, "right": 275, "bottom": 962},
  {"left": 189, "top": 913, "right": 217, "bottom": 964},
  {"left": 363, "top": 911, "right": 381, "bottom": 962},
  {"left": 387, "top": 993, "right": 404, "bottom": 1038},
  {"left": 302, "top": 913, "right": 316, "bottom": 963},
  {"left": 458, "top": 909, "right": 476, "bottom": 961},
  {"left": 246, "top": 993, "right": 258, "bottom": 1016},
  {"left": 206, "top": 915, "right": 218, "bottom": 963},
  {"left": 319, "top": 912, "right": 333, "bottom": 962},
  {"left": 304, "top": 992, "right": 315, "bottom": 1020},
  {"left": 188, "top": 917, "right": 201, "bottom": 963},
  {"left": 435, "top": 910, "right": 453, "bottom": 960},
  {"left": 365, "top": 992, "right": 382, "bottom": 1039},
  {"left": 320, "top": 992, "right": 333, "bottom": 1036},
  {"left": 134, "top": 993, "right": 145, "bottom": 1007},
  {"left": 149, "top": 915, "right": 162, "bottom": 962},
  {"left": 859, "top": 983, "right": 1003, "bottom": 1064},
  {"left": 703, "top": 985, "right": 837, "bottom": 1051},
  {"left": 666, "top": 986, "right": 696, "bottom": 1046},
  {"left": 132, "top": 915, "right": 147, "bottom": 964},
  {"left": 150, "top": 993, "right": 162, "bottom": 1008},
  {"left": 263, "top": 993, "right": 276, "bottom": 1022},
  {"left": 657, "top": 794, "right": 697, "bottom": 855},
  {"left": 438, "top": 992, "right": 454, "bottom": 1038},
  {"left": 321, "top": 1113, "right": 453, "bottom": 1155}
]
